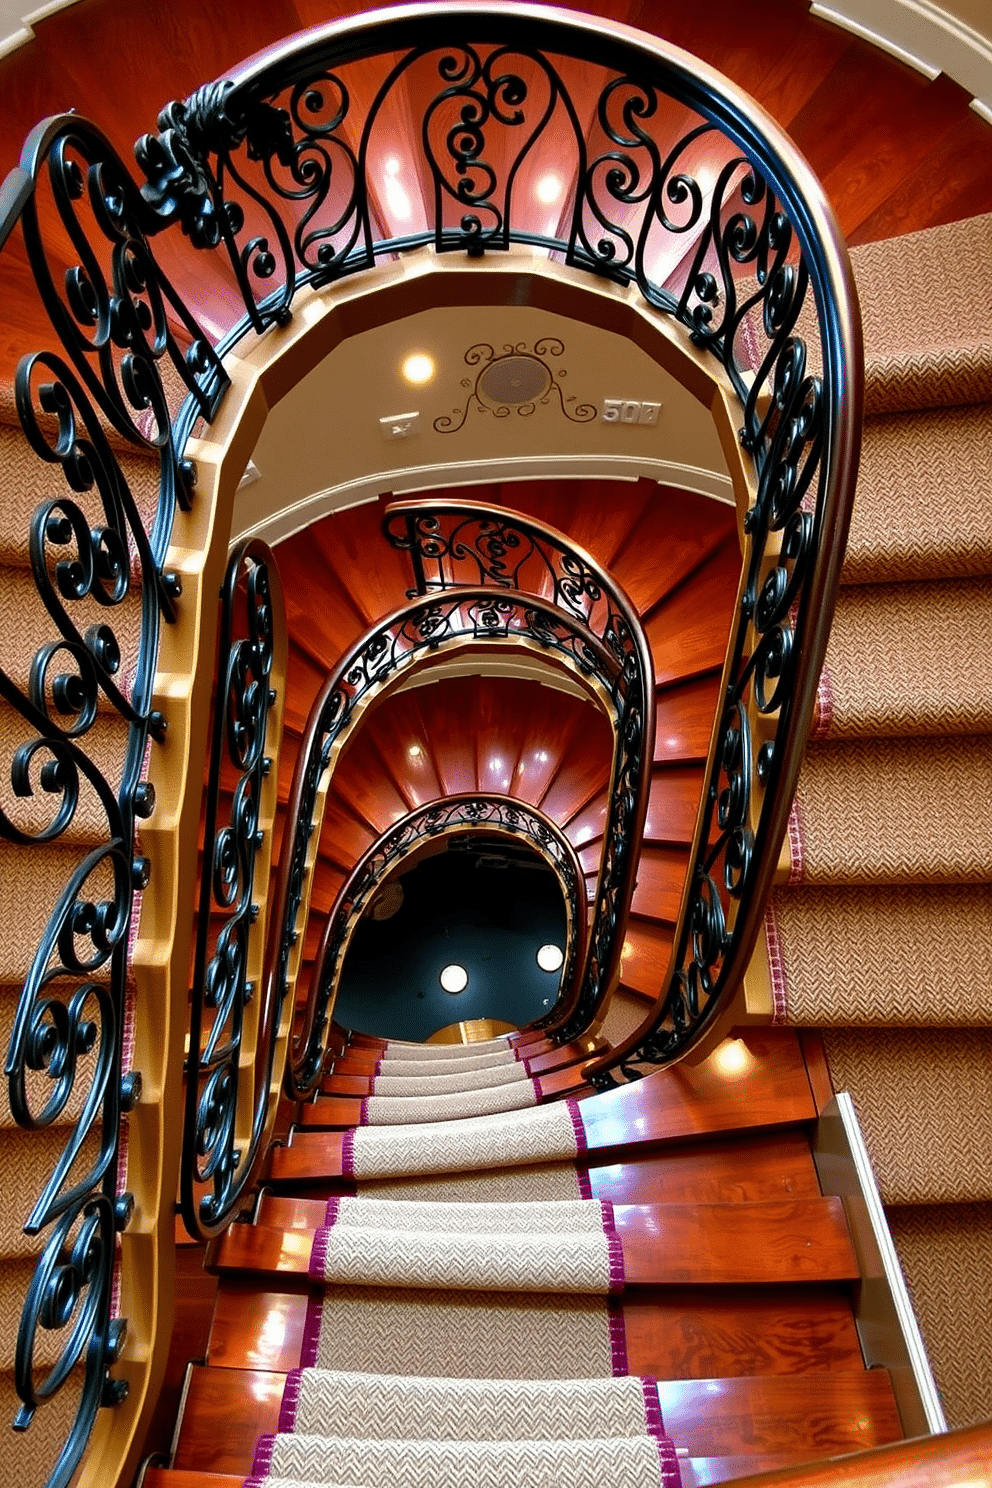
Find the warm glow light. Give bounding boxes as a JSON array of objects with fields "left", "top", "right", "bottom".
[
  {"left": 408, "top": 744, "right": 422, "bottom": 758},
  {"left": 384, "top": 155, "right": 402, "bottom": 176},
  {"left": 713, "top": 1038, "right": 751, "bottom": 1077},
  {"left": 402, "top": 352, "right": 435, "bottom": 385},
  {"left": 535, "top": 172, "right": 563, "bottom": 205},
  {"left": 536, "top": 943, "right": 564, "bottom": 973},
  {"left": 440, "top": 963, "right": 469, "bottom": 994}
]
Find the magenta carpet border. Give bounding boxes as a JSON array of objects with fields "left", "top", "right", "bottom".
[
  {"left": 247, "top": 1433, "right": 275, "bottom": 1480},
  {"left": 600, "top": 1200, "right": 626, "bottom": 1293},
  {"left": 277, "top": 1369, "right": 303, "bottom": 1432},
  {"left": 299, "top": 1291, "right": 324, "bottom": 1368},
  {"left": 566, "top": 1098, "right": 587, "bottom": 1154},
  {"left": 341, "top": 1127, "right": 356, "bottom": 1177},
  {"left": 576, "top": 1164, "right": 592, "bottom": 1199},
  {"left": 608, "top": 1296, "right": 628, "bottom": 1375}
]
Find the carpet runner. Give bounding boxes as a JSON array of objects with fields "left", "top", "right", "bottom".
[
  {"left": 768, "top": 210, "right": 992, "bottom": 1428},
  {"left": 341, "top": 1098, "right": 584, "bottom": 1179}
]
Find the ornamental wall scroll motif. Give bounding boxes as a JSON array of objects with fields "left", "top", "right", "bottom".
[{"left": 434, "top": 338, "right": 597, "bottom": 434}]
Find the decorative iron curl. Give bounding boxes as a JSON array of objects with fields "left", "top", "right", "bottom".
[
  {"left": 292, "top": 795, "right": 585, "bottom": 1094},
  {"left": 180, "top": 538, "right": 284, "bottom": 1240},
  {"left": 382, "top": 499, "right": 654, "bottom": 1044},
  {"left": 0, "top": 104, "right": 232, "bottom": 1486}
]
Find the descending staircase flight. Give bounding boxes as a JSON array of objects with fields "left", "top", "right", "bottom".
[{"left": 0, "top": 3, "right": 991, "bottom": 1487}]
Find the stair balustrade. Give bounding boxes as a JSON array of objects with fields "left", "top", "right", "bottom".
[
  {"left": 293, "top": 792, "right": 586, "bottom": 1094},
  {"left": 270, "top": 584, "right": 635, "bottom": 1093},
  {"left": 181, "top": 538, "right": 287, "bottom": 1239},
  {"left": 0, "top": 6, "right": 864, "bottom": 1484}
]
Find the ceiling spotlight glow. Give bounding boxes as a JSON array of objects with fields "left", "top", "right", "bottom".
[
  {"left": 535, "top": 172, "right": 563, "bottom": 205},
  {"left": 536, "top": 943, "right": 564, "bottom": 973},
  {"left": 440, "top": 963, "right": 469, "bottom": 994},
  {"left": 402, "top": 352, "right": 435, "bottom": 385},
  {"left": 408, "top": 743, "right": 423, "bottom": 757}
]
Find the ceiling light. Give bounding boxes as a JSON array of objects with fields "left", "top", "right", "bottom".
[
  {"left": 402, "top": 352, "right": 435, "bottom": 385},
  {"left": 536, "top": 943, "right": 564, "bottom": 973},
  {"left": 440, "top": 963, "right": 468, "bottom": 994},
  {"left": 535, "top": 172, "right": 563, "bottom": 204},
  {"left": 408, "top": 743, "right": 422, "bottom": 757}
]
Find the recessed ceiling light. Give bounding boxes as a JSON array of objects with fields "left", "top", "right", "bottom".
[
  {"left": 535, "top": 172, "right": 563, "bottom": 205},
  {"left": 402, "top": 353, "right": 435, "bottom": 385},
  {"left": 536, "top": 943, "right": 564, "bottom": 973},
  {"left": 440, "top": 963, "right": 468, "bottom": 994}
]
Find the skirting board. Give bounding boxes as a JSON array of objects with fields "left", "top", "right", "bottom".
[{"left": 812, "top": 1092, "right": 945, "bottom": 1440}]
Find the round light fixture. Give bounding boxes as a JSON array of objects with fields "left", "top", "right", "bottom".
[
  {"left": 439, "top": 963, "right": 468, "bottom": 994},
  {"left": 402, "top": 352, "right": 435, "bottom": 385},
  {"left": 536, "top": 943, "right": 564, "bottom": 973},
  {"left": 535, "top": 172, "right": 563, "bottom": 205}
]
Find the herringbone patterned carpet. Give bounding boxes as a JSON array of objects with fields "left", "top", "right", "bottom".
[{"left": 770, "top": 212, "right": 992, "bottom": 1428}]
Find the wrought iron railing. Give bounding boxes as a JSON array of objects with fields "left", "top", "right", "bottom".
[
  {"left": 293, "top": 794, "right": 586, "bottom": 1092},
  {"left": 270, "top": 583, "right": 632, "bottom": 1094},
  {"left": 181, "top": 538, "right": 287, "bottom": 1239},
  {"left": 382, "top": 497, "right": 654, "bottom": 1043},
  {"left": 133, "top": 5, "right": 861, "bottom": 1074},
  {"left": 0, "top": 6, "right": 863, "bottom": 1481},
  {"left": 0, "top": 116, "right": 227, "bottom": 1487}
]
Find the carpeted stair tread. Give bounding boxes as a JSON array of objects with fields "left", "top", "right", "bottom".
[
  {"left": 0, "top": 844, "right": 120, "bottom": 982},
  {"left": 302, "top": 1285, "right": 620, "bottom": 1379},
  {"left": 0, "top": 1370, "right": 88, "bottom": 1488},
  {"left": 309, "top": 1223, "right": 619, "bottom": 1294},
  {"left": 844, "top": 404, "right": 992, "bottom": 585},
  {"left": 278, "top": 1369, "right": 659, "bottom": 1442},
  {"left": 599, "top": 988, "right": 653, "bottom": 1048},
  {"left": 356, "top": 1162, "right": 585, "bottom": 1203},
  {"left": 324, "top": 1195, "right": 603, "bottom": 1233},
  {"left": 822, "top": 1028, "right": 992, "bottom": 1205},
  {"left": 250, "top": 1432, "right": 676, "bottom": 1488},
  {"left": 368, "top": 1049, "right": 519, "bottom": 1076},
  {"left": 850, "top": 213, "right": 992, "bottom": 416},
  {"left": 379, "top": 1037, "right": 512, "bottom": 1060},
  {"left": 0, "top": 1129, "right": 103, "bottom": 1260},
  {"left": 0, "top": 421, "right": 160, "bottom": 571},
  {"left": 369, "top": 1061, "right": 530, "bottom": 1097},
  {"left": 360, "top": 1077, "right": 538, "bottom": 1126},
  {"left": 791, "top": 735, "right": 992, "bottom": 885},
  {"left": 816, "top": 579, "right": 992, "bottom": 739},
  {"left": 765, "top": 883, "right": 992, "bottom": 1027},
  {"left": 342, "top": 1098, "right": 581, "bottom": 1180},
  {"left": 885, "top": 1202, "right": 992, "bottom": 1429},
  {"left": 845, "top": 403, "right": 992, "bottom": 584}
]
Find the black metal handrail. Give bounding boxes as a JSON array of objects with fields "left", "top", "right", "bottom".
[
  {"left": 270, "top": 583, "right": 630, "bottom": 1097},
  {"left": 294, "top": 793, "right": 586, "bottom": 1090},
  {"left": 0, "top": 116, "right": 227, "bottom": 1486},
  {"left": 382, "top": 496, "right": 654, "bottom": 1043},
  {"left": 133, "top": 3, "right": 862, "bottom": 1075},
  {"left": 181, "top": 538, "right": 287, "bottom": 1239}
]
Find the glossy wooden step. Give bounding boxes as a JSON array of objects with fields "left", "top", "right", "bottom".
[
  {"left": 171, "top": 1364, "right": 901, "bottom": 1475},
  {"left": 206, "top": 1273, "right": 864, "bottom": 1383},
  {"left": 210, "top": 1196, "right": 858, "bottom": 1288},
  {"left": 269, "top": 1030, "right": 816, "bottom": 1183}
]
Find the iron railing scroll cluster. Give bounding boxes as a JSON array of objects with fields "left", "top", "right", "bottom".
[
  {"left": 304, "top": 794, "right": 586, "bottom": 1072},
  {"left": 382, "top": 498, "right": 654, "bottom": 1045},
  {"left": 0, "top": 116, "right": 227, "bottom": 1487},
  {"left": 181, "top": 538, "right": 287, "bottom": 1240},
  {"left": 135, "top": 5, "right": 861, "bottom": 1076},
  {"left": 276, "top": 583, "right": 630, "bottom": 1098}
]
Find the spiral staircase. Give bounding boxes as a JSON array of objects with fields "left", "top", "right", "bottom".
[{"left": 1, "top": 3, "right": 992, "bottom": 1487}]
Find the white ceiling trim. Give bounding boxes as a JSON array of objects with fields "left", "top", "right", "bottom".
[{"left": 233, "top": 451, "right": 735, "bottom": 552}]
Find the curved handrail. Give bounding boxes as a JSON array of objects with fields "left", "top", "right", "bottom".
[
  {"left": 292, "top": 793, "right": 587, "bottom": 1091},
  {"left": 267, "top": 583, "right": 633, "bottom": 1097},
  {"left": 181, "top": 538, "right": 288, "bottom": 1239},
  {"left": 134, "top": 2, "right": 862, "bottom": 1073},
  {"left": 381, "top": 496, "right": 655, "bottom": 1043},
  {"left": 0, "top": 113, "right": 228, "bottom": 1486}
]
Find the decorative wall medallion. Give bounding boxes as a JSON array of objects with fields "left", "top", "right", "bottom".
[{"left": 434, "top": 338, "right": 596, "bottom": 433}]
